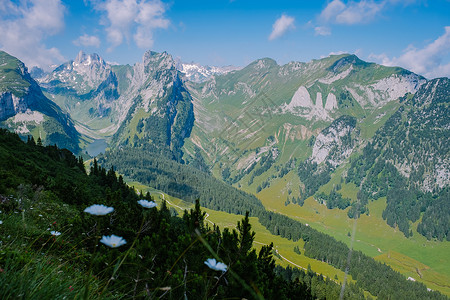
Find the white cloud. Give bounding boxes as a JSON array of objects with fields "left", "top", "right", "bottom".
[
  {"left": 369, "top": 26, "right": 450, "bottom": 79},
  {"left": 320, "top": 0, "right": 346, "bottom": 23},
  {"left": 269, "top": 14, "right": 295, "bottom": 41},
  {"left": 73, "top": 34, "right": 101, "bottom": 48},
  {"left": 93, "top": 0, "right": 170, "bottom": 50},
  {"left": 315, "top": 26, "right": 331, "bottom": 36},
  {"left": 320, "top": 0, "right": 385, "bottom": 25},
  {"left": 0, "top": 0, "right": 66, "bottom": 69}
]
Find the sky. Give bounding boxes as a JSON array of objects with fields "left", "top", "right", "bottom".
[{"left": 0, "top": 0, "right": 449, "bottom": 79}]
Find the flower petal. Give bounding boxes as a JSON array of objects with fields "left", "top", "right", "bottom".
[
  {"left": 100, "top": 234, "right": 127, "bottom": 248},
  {"left": 137, "top": 200, "right": 157, "bottom": 208},
  {"left": 84, "top": 204, "right": 114, "bottom": 216}
]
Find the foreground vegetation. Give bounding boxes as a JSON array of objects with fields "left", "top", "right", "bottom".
[
  {"left": 1, "top": 129, "right": 369, "bottom": 299},
  {"left": 98, "top": 135, "right": 447, "bottom": 298}
]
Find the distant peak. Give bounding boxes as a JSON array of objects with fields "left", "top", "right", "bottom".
[
  {"left": 249, "top": 57, "right": 278, "bottom": 70},
  {"left": 74, "top": 51, "right": 104, "bottom": 66},
  {"left": 142, "top": 50, "right": 175, "bottom": 67},
  {"left": 179, "top": 62, "right": 241, "bottom": 83},
  {"left": 327, "top": 54, "right": 370, "bottom": 72},
  {"left": 143, "top": 50, "right": 165, "bottom": 60}
]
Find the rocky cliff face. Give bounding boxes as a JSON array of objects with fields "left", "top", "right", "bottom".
[
  {"left": 39, "top": 51, "right": 119, "bottom": 121},
  {"left": 381, "top": 78, "right": 449, "bottom": 191},
  {"left": 311, "top": 115, "right": 358, "bottom": 167},
  {"left": 111, "top": 51, "right": 195, "bottom": 161},
  {"left": 42, "top": 51, "right": 112, "bottom": 93},
  {"left": 0, "top": 51, "right": 81, "bottom": 153},
  {"left": 37, "top": 50, "right": 196, "bottom": 158},
  {"left": 0, "top": 52, "right": 36, "bottom": 120}
]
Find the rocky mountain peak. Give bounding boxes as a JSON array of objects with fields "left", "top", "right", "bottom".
[
  {"left": 250, "top": 57, "right": 278, "bottom": 70},
  {"left": 74, "top": 51, "right": 105, "bottom": 67},
  {"left": 327, "top": 54, "right": 370, "bottom": 73},
  {"left": 143, "top": 50, "right": 175, "bottom": 69},
  {"left": 41, "top": 51, "right": 112, "bottom": 95}
]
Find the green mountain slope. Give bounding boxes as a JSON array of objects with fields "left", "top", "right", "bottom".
[
  {"left": 346, "top": 78, "right": 450, "bottom": 239},
  {"left": 0, "top": 51, "right": 81, "bottom": 153},
  {"left": 94, "top": 142, "right": 448, "bottom": 299},
  {"left": 182, "top": 54, "right": 425, "bottom": 182},
  {"left": 109, "top": 52, "right": 195, "bottom": 161},
  {"left": 9, "top": 49, "right": 447, "bottom": 294},
  {"left": 0, "top": 128, "right": 371, "bottom": 299}
]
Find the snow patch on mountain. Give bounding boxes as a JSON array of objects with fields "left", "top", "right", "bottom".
[
  {"left": 42, "top": 51, "right": 111, "bottom": 94},
  {"left": 180, "top": 63, "right": 241, "bottom": 83}
]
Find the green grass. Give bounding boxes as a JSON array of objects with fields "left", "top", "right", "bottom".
[
  {"left": 255, "top": 171, "right": 450, "bottom": 296},
  {"left": 359, "top": 100, "right": 402, "bottom": 139},
  {"left": 375, "top": 250, "right": 450, "bottom": 296},
  {"left": 0, "top": 51, "right": 31, "bottom": 97},
  {"left": 127, "top": 180, "right": 356, "bottom": 288},
  {"left": 0, "top": 194, "right": 107, "bottom": 299}
]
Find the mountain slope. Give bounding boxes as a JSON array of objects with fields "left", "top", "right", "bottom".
[
  {"left": 40, "top": 51, "right": 195, "bottom": 160},
  {"left": 346, "top": 77, "right": 449, "bottom": 239},
  {"left": 109, "top": 51, "right": 195, "bottom": 161},
  {"left": 0, "top": 128, "right": 369, "bottom": 299},
  {"left": 0, "top": 51, "right": 81, "bottom": 153},
  {"left": 182, "top": 54, "right": 425, "bottom": 187},
  {"left": 39, "top": 51, "right": 119, "bottom": 132}
]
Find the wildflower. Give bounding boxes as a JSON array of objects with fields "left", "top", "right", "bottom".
[
  {"left": 50, "top": 231, "right": 61, "bottom": 236},
  {"left": 100, "top": 235, "right": 126, "bottom": 248},
  {"left": 137, "top": 200, "right": 157, "bottom": 208},
  {"left": 0, "top": 221, "right": 2, "bottom": 225},
  {"left": 204, "top": 258, "right": 227, "bottom": 272},
  {"left": 84, "top": 204, "right": 114, "bottom": 216}
]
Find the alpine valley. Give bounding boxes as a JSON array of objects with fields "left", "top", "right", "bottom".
[{"left": 1, "top": 49, "right": 449, "bottom": 298}]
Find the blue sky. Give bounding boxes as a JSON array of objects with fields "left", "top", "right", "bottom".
[{"left": 0, "top": 0, "right": 449, "bottom": 78}]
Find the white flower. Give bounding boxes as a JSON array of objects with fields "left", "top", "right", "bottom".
[
  {"left": 137, "top": 200, "right": 157, "bottom": 208},
  {"left": 84, "top": 204, "right": 114, "bottom": 216},
  {"left": 0, "top": 220, "right": 3, "bottom": 225},
  {"left": 204, "top": 258, "right": 227, "bottom": 272},
  {"left": 100, "top": 235, "right": 127, "bottom": 248},
  {"left": 50, "top": 231, "right": 61, "bottom": 236}
]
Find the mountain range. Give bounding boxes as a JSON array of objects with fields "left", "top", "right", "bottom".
[{"left": 0, "top": 48, "right": 449, "bottom": 295}]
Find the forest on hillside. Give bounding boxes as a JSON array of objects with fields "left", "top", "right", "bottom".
[
  {"left": 96, "top": 140, "right": 446, "bottom": 299},
  {"left": 0, "top": 129, "right": 372, "bottom": 299}
]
